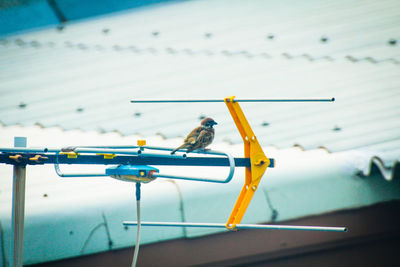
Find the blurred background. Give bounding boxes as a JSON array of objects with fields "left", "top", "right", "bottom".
[{"left": 0, "top": 0, "right": 399, "bottom": 266}]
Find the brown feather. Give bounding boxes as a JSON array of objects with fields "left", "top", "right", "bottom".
[
  {"left": 171, "top": 125, "right": 215, "bottom": 154},
  {"left": 186, "top": 128, "right": 214, "bottom": 152},
  {"left": 170, "top": 143, "right": 188, "bottom": 154}
]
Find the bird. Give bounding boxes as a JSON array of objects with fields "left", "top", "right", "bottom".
[{"left": 171, "top": 117, "right": 217, "bottom": 154}]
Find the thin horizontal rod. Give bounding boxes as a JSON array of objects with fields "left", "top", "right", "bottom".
[
  {"left": 131, "top": 98, "right": 335, "bottom": 103},
  {"left": 153, "top": 173, "right": 231, "bottom": 183},
  {"left": 123, "top": 221, "right": 347, "bottom": 232},
  {"left": 0, "top": 147, "right": 51, "bottom": 153}
]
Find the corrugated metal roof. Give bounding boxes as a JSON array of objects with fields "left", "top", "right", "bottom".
[
  {"left": 1, "top": 124, "right": 399, "bottom": 266},
  {"left": 0, "top": 0, "right": 400, "bottom": 265},
  {"left": 0, "top": 0, "right": 399, "bottom": 156}
]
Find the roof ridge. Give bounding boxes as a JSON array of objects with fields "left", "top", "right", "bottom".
[{"left": 2, "top": 37, "right": 400, "bottom": 65}]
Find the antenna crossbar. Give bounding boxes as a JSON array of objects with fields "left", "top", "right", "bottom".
[{"left": 131, "top": 98, "right": 335, "bottom": 103}]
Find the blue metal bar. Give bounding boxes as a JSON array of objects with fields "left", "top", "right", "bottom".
[
  {"left": 0, "top": 144, "right": 275, "bottom": 168},
  {"left": 123, "top": 221, "right": 347, "bottom": 232},
  {"left": 1, "top": 146, "right": 274, "bottom": 181},
  {"left": 131, "top": 98, "right": 335, "bottom": 103},
  {"left": 0, "top": 153, "right": 267, "bottom": 167}
]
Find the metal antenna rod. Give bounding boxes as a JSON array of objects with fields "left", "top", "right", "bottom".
[
  {"left": 11, "top": 137, "right": 27, "bottom": 267},
  {"left": 131, "top": 98, "right": 335, "bottom": 103},
  {"left": 123, "top": 221, "right": 347, "bottom": 232}
]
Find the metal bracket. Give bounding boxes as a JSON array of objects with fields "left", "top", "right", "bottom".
[
  {"left": 152, "top": 149, "right": 235, "bottom": 183},
  {"left": 224, "top": 96, "right": 271, "bottom": 229},
  {"left": 54, "top": 152, "right": 108, "bottom": 177},
  {"left": 4, "top": 152, "right": 48, "bottom": 166}
]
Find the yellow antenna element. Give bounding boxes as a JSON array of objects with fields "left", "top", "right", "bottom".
[
  {"left": 59, "top": 151, "right": 78, "bottom": 158},
  {"left": 9, "top": 154, "right": 22, "bottom": 162},
  {"left": 137, "top": 140, "right": 146, "bottom": 147},
  {"left": 96, "top": 153, "right": 117, "bottom": 159},
  {"left": 29, "top": 155, "right": 48, "bottom": 162},
  {"left": 224, "top": 96, "right": 270, "bottom": 229}
]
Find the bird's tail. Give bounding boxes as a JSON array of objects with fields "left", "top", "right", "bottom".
[{"left": 171, "top": 144, "right": 186, "bottom": 154}]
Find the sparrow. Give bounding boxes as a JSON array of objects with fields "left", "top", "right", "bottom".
[{"left": 171, "top": 118, "right": 217, "bottom": 154}]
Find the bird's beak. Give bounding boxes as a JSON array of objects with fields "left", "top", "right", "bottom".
[{"left": 212, "top": 121, "right": 218, "bottom": 125}]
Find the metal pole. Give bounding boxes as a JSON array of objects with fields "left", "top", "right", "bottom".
[
  {"left": 11, "top": 137, "right": 27, "bottom": 267},
  {"left": 123, "top": 221, "right": 347, "bottom": 232},
  {"left": 131, "top": 98, "right": 335, "bottom": 103}
]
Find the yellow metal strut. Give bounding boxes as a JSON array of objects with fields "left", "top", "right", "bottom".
[{"left": 224, "top": 96, "right": 270, "bottom": 229}]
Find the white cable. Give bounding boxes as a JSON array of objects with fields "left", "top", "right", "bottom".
[{"left": 131, "top": 198, "right": 141, "bottom": 267}]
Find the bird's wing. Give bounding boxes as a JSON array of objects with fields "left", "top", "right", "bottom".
[
  {"left": 185, "top": 130, "right": 214, "bottom": 153},
  {"left": 197, "top": 130, "right": 214, "bottom": 144},
  {"left": 184, "top": 126, "right": 203, "bottom": 145},
  {"left": 172, "top": 126, "right": 206, "bottom": 154},
  {"left": 193, "top": 129, "right": 214, "bottom": 148}
]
